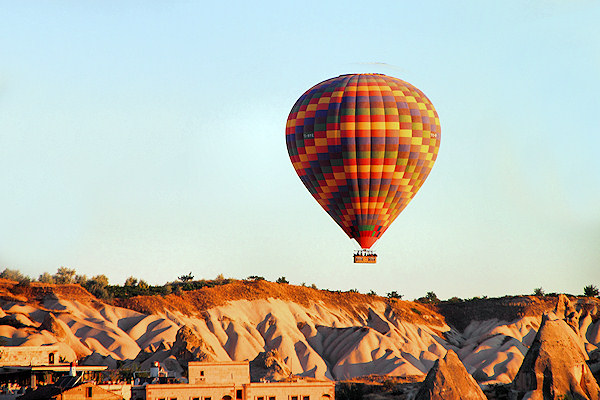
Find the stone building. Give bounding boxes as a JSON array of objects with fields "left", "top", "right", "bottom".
[
  {"left": 132, "top": 361, "right": 334, "bottom": 400},
  {"left": 0, "top": 345, "right": 60, "bottom": 367}
]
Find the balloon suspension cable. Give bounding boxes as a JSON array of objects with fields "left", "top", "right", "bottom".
[{"left": 353, "top": 248, "right": 377, "bottom": 264}]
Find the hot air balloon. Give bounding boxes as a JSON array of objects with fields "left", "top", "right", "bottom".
[{"left": 285, "top": 74, "right": 440, "bottom": 263}]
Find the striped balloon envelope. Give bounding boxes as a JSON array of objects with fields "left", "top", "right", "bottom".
[{"left": 285, "top": 74, "right": 441, "bottom": 250}]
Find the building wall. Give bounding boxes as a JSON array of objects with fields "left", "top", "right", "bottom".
[
  {"left": 244, "top": 382, "right": 335, "bottom": 400},
  {"left": 136, "top": 381, "right": 335, "bottom": 400},
  {"left": 60, "top": 383, "right": 123, "bottom": 400},
  {"left": 0, "top": 346, "right": 59, "bottom": 367},
  {"left": 144, "top": 384, "right": 241, "bottom": 400},
  {"left": 188, "top": 363, "right": 250, "bottom": 385},
  {"left": 99, "top": 384, "right": 132, "bottom": 400}
]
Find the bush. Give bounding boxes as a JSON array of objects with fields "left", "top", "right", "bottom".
[
  {"left": 0, "top": 268, "right": 30, "bottom": 284},
  {"left": 124, "top": 276, "right": 138, "bottom": 287},
  {"left": 533, "top": 287, "right": 545, "bottom": 296},
  {"left": 367, "top": 290, "right": 377, "bottom": 296},
  {"left": 38, "top": 272, "right": 55, "bottom": 284},
  {"left": 276, "top": 276, "right": 289, "bottom": 284},
  {"left": 178, "top": 272, "right": 194, "bottom": 282},
  {"left": 387, "top": 291, "right": 403, "bottom": 300},
  {"left": 447, "top": 296, "right": 463, "bottom": 303},
  {"left": 53, "top": 267, "right": 76, "bottom": 284},
  {"left": 584, "top": 284, "right": 599, "bottom": 297},
  {"left": 83, "top": 275, "right": 110, "bottom": 299}
]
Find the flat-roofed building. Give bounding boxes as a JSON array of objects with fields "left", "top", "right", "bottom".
[
  {"left": 132, "top": 362, "right": 334, "bottom": 400},
  {"left": 188, "top": 362, "right": 250, "bottom": 385},
  {"left": 0, "top": 345, "right": 60, "bottom": 367}
]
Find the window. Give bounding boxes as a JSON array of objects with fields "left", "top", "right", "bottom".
[
  {"left": 200, "top": 371, "right": 204, "bottom": 376},
  {"left": 193, "top": 398, "right": 200, "bottom": 400},
  {"left": 86, "top": 387, "right": 93, "bottom": 397},
  {"left": 205, "top": 397, "right": 211, "bottom": 400},
  {"left": 291, "top": 396, "right": 298, "bottom": 400},
  {"left": 158, "top": 398, "right": 166, "bottom": 400},
  {"left": 48, "top": 353, "right": 55, "bottom": 364},
  {"left": 170, "top": 398, "right": 177, "bottom": 400},
  {"left": 236, "top": 390, "right": 243, "bottom": 400},
  {"left": 257, "top": 397, "right": 264, "bottom": 400},
  {"left": 269, "top": 397, "right": 275, "bottom": 400},
  {"left": 303, "top": 396, "right": 310, "bottom": 400}
]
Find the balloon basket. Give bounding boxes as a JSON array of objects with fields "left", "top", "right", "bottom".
[{"left": 353, "top": 250, "right": 377, "bottom": 264}]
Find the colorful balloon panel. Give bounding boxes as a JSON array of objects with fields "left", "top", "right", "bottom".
[{"left": 286, "top": 74, "right": 440, "bottom": 249}]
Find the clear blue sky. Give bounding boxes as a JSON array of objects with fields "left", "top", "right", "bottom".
[{"left": 1, "top": 1, "right": 598, "bottom": 300}]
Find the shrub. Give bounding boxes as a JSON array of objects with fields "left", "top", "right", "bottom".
[
  {"left": 276, "top": 276, "right": 289, "bottom": 284},
  {"left": 178, "top": 272, "right": 194, "bottom": 282},
  {"left": 74, "top": 275, "right": 88, "bottom": 285},
  {"left": 83, "top": 275, "right": 110, "bottom": 299},
  {"left": 386, "top": 291, "right": 403, "bottom": 299},
  {"left": 0, "top": 268, "right": 30, "bottom": 283},
  {"left": 367, "top": 290, "right": 377, "bottom": 296},
  {"left": 533, "top": 287, "right": 545, "bottom": 296},
  {"left": 584, "top": 284, "right": 599, "bottom": 297},
  {"left": 38, "top": 272, "right": 55, "bottom": 284},
  {"left": 53, "top": 267, "right": 76, "bottom": 284},
  {"left": 124, "top": 276, "right": 138, "bottom": 287}
]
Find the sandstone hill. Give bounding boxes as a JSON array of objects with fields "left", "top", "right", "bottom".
[{"left": 0, "top": 278, "right": 598, "bottom": 389}]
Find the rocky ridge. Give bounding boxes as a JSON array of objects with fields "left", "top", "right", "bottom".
[{"left": 0, "top": 279, "right": 598, "bottom": 391}]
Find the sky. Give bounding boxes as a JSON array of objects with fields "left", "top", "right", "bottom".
[{"left": 1, "top": 1, "right": 599, "bottom": 301}]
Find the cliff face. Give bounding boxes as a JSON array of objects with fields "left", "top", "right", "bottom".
[{"left": 0, "top": 279, "right": 599, "bottom": 387}]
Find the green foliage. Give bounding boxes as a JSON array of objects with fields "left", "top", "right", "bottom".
[
  {"left": 124, "top": 276, "right": 138, "bottom": 287},
  {"left": 348, "top": 288, "right": 359, "bottom": 293},
  {"left": 276, "top": 276, "right": 289, "bottom": 284},
  {"left": 0, "top": 268, "right": 30, "bottom": 283},
  {"left": 310, "top": 283, "right": 317, "bottom": 289},
  {"left": 178, "top": 272, "right": 194, "bottom": 282},
  {"left": 83, "top": 275, "right": 110, "bottom": 299},
  {"left": 411, "top": 307, "right": 422, "bottom": 315},
  {"left": 246, "top": 275, "right": 265, "bottom": 282},
  {"left": 387, "top": 291, "right": 403, "bottom": 300},
  {"left": 583, "top": 284, "right": 599, "bottom": 297},
  {"left": 533, "top": 287, "right": 545, "bottom": 296},
  {"left": 367, "top": 290, "right": 377, "bottom": 296},
  {"left": 426, "top": 291, "right": 440, "bottom": 304},
  {"left": 74, "top": 275, "right": 88, "bottom": 285},
  {"left": 53, "top": 267, "right": 76, "bottom": 284},
  {"left": 447, "top": 296, "right": 463, "bottom": 303},
  {"left": 38, "top": 272, "right": 55, "bottom": 284},
  {"left": 336, "top": 382, "right": 364, "bottom": 400}
]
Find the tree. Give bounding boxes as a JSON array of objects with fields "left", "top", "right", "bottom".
[
  {"left": 387, "top": 291, "right": 403, "bottom": 300},
  {"left": 178, "top": 272, "right": 194, "bottom": 282},
  {"left": 74, "top": 275, "right": 88, "bottom": 285},
  {"left": 124, "top": 276, "right": 138, "bottom": 287},
  {"left": 0, "top": 268, "right": 30, "bottom": 283},
  {"left": 584, "top": 284, "right": 599, "bottom": 297},
  {"left": 38, "top": 272, "right": 55, "bottom": 284},
  {"left": 426, "top": 291, "right": 440, "bottom": 304},
  {"left": 533, "top": 287, "right": 545, "bottom": 297},
  {"left": 53, "top": 267, "right": 76, "bottom": 284},
  {"left": 137, "top": 280, "right": 149, "bottom": 290},
  {"left": 83, "top": 275, "right": 110, "bottom": 299},
  {"left": 276, "top": 276, "right": 289, "bottom": 284}
]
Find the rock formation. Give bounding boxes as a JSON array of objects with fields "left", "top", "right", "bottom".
[
  {"left": 249, "top": 349, "right": 292, "bottom": 382},
  {"left": 512, "top": 314, "right": 600, "bottom": 400},
  {"left": 414, "top": 349, "right": 487, "bottom": 400},
  {"left": 169, "top": 325, "right": 217, "bottom": 364}
]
